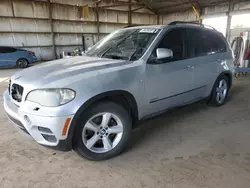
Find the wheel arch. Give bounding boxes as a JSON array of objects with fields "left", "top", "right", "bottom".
[
  {"left": 16, "top": 57, "right": 29, "bottom": 67},
  {"left": 65, "top": 90, "right": 139, "bottom": 150},
  {"left": 207, "top": 70, "right": 233, "bottom": 104},
  {"left": 223, "top": 71, "right": 233, "bottom": 89},
  {"left": 16, "top": 57, "right": 29, "bottom": 63}
]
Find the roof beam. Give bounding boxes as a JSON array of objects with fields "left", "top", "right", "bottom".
[
  {"left": 156, "top": 0, "right": 237, "bottom": 14},
  {"left": 98, "top": 1, "right": 144, "bottom": 8},
  {"left": 135, "top": 0, "right": 158, "bottom": 14}
]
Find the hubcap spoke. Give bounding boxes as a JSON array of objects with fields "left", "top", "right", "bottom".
[
  {"left": 101, "top": 113, "right": 112, "bottom": 127},
  {"left": 102, "top": 137, "right": 112, "bottom": 151},
  {"left": 85, "top": 121, "right": 99, "bottom": 132},
  {"left": 108, "top": 125, "right": 123, "bottom": 134},
  {"left": 216, "top": 92, "right": 221, "bottom": 102},
  {"left": 219, "top": 80, "right": 223, "bottom": 88},
  {"left": 86, "top": 134, "right": 99, "bottom": 149}
]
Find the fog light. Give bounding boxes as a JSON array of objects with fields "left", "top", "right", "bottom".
[
  {"left": 38, "top": 127, "right": 53, "bottom": 134},
  {"left": 42, "top": 134, "right": 57, "bottom": 143},
  {"left": 24, "top": 115, "right": 31, "bottom": 125}
]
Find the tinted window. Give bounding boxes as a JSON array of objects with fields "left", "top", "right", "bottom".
[
  {"left": 187, "top": 29, "right": 226, "bottom": 58},
  {"left": 156, "top": 29, "right": 185, "bottom": 62},
  {"left": 0, "top": 47, "right": 16, "bottom": 53}
]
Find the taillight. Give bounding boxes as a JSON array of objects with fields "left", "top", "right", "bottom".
[{"left": 29, "top": 51, "right": 35, "bottom": 56}]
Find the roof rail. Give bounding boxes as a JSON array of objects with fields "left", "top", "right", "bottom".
[
  {"left": 169, "top": 21, "right": 216, "bottom": 31},
  {"left": 123, "top": 25, "right": 133, "bottom": 28}
]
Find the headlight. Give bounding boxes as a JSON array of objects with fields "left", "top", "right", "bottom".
[{"left": 26, "top": 89, "right": 76, "bottom": 107}]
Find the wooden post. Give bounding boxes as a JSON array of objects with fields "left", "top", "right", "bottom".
[
  {"left": 48, "top": 0, "right": 56, "bottom": 59},
  {"left": 128, "top": 0, "right": 132, "bottom": 26},
  {"left": 95, "top": 3, "right": 100, "bottom": 41}
]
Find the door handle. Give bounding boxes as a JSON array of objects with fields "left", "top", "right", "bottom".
[
  {"left": 182, "top": 65, "right": 194, "bottom": 70},
  {"left": 186, "top": 65, "right": 194, "bottom": 69}
]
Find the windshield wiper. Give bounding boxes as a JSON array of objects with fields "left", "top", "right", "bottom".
[{"left": 103, "top": 54, "right": 127, "bottom": 60}]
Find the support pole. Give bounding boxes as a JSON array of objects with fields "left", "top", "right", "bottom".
[
  {"left": 128, "top": 0, "right": 132, "bottom": 26},
  {"left": 192, "top": 5, "right": 201, "bottom": 24},
  {"left": 95, "top": 3, "right": 100, "bottom": 41},
  {"left": 157, "top": 14, "right": 160, "bottom": 25},
  {"left": 48, "top": 0, "right": 56, "bottom": 59},
  {"left": 226, "top": 0, "right": 233, "bottom": 41},
  {"left": 10, "top": 0, "right": 15, "bottom": 17}
]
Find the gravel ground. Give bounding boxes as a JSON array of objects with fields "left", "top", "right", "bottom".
[{"left": 1, "top": 68, "right": 250, "bottom": 188}]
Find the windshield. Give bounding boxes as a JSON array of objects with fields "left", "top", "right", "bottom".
[{"left": 86, "top": 28, "right": 160, "bottom": 61}]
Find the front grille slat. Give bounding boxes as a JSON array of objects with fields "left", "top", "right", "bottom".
[{"left": 11, "top": 84, "right": 23, "bottom": 102}]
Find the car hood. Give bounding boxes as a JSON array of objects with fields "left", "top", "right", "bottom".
[{"left": 11, "top": 56, "right": 131, "bottom": 88}]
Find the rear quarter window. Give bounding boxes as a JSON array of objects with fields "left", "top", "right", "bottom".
[{"left": 187, "top": 28, "right": 227, "bottom": 58}]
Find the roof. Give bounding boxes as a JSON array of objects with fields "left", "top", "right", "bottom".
[
  {"left": 123, "top": 25, "right": 166, "bottom": 29},
  {"left": 123, "top": 21, "right": 217, "bottom": 31}
]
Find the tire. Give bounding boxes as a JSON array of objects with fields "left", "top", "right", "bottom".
[
  {"left": 16, "top": 58, "right": 28, "bottom": 68},
  {"left": 208, "top": 74, "right": 229, "bottom": 106},
  {"left": 73, "top": 101, "right": 132, "bottom": 161}
]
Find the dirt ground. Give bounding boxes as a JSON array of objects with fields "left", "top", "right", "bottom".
[{"left": 1, "top": 69, "right": 250, "bottom": 188}]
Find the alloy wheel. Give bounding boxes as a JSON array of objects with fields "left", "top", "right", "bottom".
[
  {"left": 216, "top": 79, "right": 228, "bottom": 104},
  {"left": 82, "top": 112, "right": 123, "bottom": 153},
  {"left": 17, "top": 59, "right": 28, "bottom": 68}
]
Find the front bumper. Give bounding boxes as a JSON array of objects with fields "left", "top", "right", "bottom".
[{"left": 3, "top": 90, "right": 74, "bottom": 150}]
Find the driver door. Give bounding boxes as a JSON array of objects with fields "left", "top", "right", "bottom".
[{"left": 145, "top": 28, "right": 195, "bottom": 113}]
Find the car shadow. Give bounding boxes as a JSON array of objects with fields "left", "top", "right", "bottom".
[
  {"left": 227, "top": 82, "right": 248, "bottom": 102},
  {"left": 0, "top": 64, "right": 35, "bottom": 70},
  {"left": 128, "top": 100, "right": 207, "bottom": 150},
  {"left": 127, "top": 80, "right": 247, "bottom": 152}
]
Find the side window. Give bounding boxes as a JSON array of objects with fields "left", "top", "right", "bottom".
[
  {"left": 0, "top": 47, "right": 5, "bottom": 53},
  {"left": 0, "top": 47, "right": 16, "bottom": 53},
  {"left": 187, "top": 29, "right": 226, "bottom": 58},
  {"left": 210, "top": 32, "right": 227, "bottom": 53},
  {"left": 150, "top": 28, "right": 185, "bottom": 63}
]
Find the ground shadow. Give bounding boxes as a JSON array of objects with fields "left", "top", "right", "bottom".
[{"left": 127, "top": 100, "right": 208, "bottom": 150}]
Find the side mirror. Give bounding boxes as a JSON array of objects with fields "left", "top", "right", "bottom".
[{"left": 156, "top": 48, "right": 173, "bottom": 60}]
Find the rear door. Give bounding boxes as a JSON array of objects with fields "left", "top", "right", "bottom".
[
  {"left": 0, "top": 47, "right": 7, "bottom": 66},
  {"left": 186, "top": 28, "right": 227, "bottom": 98},
  {"left": 0, "top": 47, "right": 17, "bottom": 66}
]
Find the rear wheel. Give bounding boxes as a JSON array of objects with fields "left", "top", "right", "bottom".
[
  {"left": 73, "top": 101, "right": 132, "bottom": 161},
  {"left": 208, "top": 75, "right": 229, "bottom": 106},
  {"left": 16, "top": 58, "right": 28, "bottom": 68}
]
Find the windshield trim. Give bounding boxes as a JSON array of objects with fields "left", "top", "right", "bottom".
[{"left": 86, "top": 28, "right": 163, "bottom": 61}]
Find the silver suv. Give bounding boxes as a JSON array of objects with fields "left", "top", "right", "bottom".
[{"left": 3, "top": 22, "right": 234, "bottom": 160}]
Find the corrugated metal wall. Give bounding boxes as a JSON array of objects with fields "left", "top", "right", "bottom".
[
  {"left": 0, "top": 0, "right": 157, "bottom": 61},
  {"left": 2, "top": 0, "right": 250, "bottom": 62},
  {"left": 159, "top": 10, "right": 196, "bottom": 24}
]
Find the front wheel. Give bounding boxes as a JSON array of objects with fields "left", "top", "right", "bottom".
[
  {"left": 208, "top": 75, "right": 229, "bottom": 106},
  {"left": 73, "top": 101, "right": 132, "bottom": 161}
]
